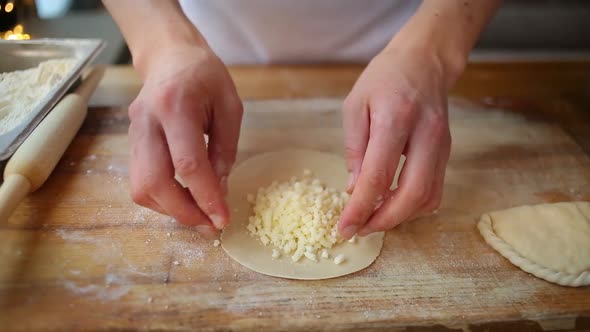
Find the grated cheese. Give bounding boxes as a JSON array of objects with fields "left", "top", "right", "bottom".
[
  {"left": 246, "top": 171, "right": 349, "bottom": 263},
  {"left": 333, "top": 254, "right": 346, "bottom": 265},
  {"left": 213, "top": 239, "right": 221, "bottom": 247},
  {"left": 271, "top": 249, "right": 281, "bottom": 259}
]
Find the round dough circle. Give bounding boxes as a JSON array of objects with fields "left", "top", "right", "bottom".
[{"left": 221, "top": 149, "right": 384, "bottom": 280}]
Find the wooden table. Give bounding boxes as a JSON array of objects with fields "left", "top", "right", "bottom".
[{"left": 1, "top": 62, "right": 590, "bottom": 331}]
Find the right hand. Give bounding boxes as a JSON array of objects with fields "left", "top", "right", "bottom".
[{"left": 128, "top": 44, "right": 243, "bottom": 238}]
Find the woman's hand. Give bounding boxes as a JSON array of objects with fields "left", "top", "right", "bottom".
[
  {"left": 336, "top": 0, "right": 501, "bottom": 239},
  {"left": 128, "top": 44, "right": 243, "bottom": 238},
  {"left": 338, "top": 44, "right": 458, "bottom": 239}
]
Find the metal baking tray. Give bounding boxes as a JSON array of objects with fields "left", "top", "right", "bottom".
[{"left": 0, "top": 38, "right": 105, "bottom": 161}]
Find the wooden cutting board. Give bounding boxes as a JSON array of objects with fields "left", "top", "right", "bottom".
[{"left": 0, "top": 97, "right": 589, "bottom": 331}]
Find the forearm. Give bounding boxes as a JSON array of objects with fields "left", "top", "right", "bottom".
[
  {"left": 388, "top": 0, "right": 502, "bottom": 87},
  {"left": 102, "top": 0, "right": 207, "bottom": 75}
]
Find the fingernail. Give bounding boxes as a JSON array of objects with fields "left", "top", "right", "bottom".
[
  {"left": 374, "top": 195, "right": 384, "bottom": 211},
  {"left": 209, "top": 214, "right": 226, "bottom": 229},
  {"left": 342, "top": 225, "right": 358, "bottom": 239},
  {"left": 214, "top": 160, "right": 229, "bottom": 178},
  {"left": 346, "top": 173, "right": 355, "bottom": 192},
  {"left": 220, "top": 176, "right": 228, "bottom": 197},
  {"left": 196, "top": 225, "right": 218, "bottom": 239},
  {"left": 357, "top": 228, "right": 370, "bottom": 237}
]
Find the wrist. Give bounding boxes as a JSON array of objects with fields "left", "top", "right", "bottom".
[
  {"left": 130, "top": 24, "right": 210, "bottom": 79},
  {"left": 385, "top": 32, "right": 467, "bottom": 91},
  {"left": 385, "top": 2, "right": 479, "bottom": 90}
]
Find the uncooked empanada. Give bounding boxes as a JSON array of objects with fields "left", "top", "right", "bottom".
[{"left": 478, "top": 202, "right": 590, "bottom": 287}]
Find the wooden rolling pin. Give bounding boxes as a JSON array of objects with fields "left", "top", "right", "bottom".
[{"left": 0, "top": 67, "right": 104, "bottom": 223}]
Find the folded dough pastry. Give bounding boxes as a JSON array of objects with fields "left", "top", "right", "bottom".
[{"left": 478, "top": 202, "right": 590, "bottom": 287}]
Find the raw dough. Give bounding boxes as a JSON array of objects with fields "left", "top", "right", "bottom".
[
  {"left": 478, "top": 202, "right": 590, "bottom": 287},
  {"left": 221, "top": 149, "right": 384, "bottom": 280}
]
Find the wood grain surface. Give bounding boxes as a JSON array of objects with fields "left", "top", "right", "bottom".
[{"left": 1, "top": 64, "right": 590, "bottom": 331}]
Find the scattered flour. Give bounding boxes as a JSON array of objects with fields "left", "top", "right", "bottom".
[
  {"left": 164, "top": 236, "right": 206, "bottom": 267},
  {"left": 55, "top": 229, "right": 104, "bottom": 245},
  {"left": 104, "top": 161, "right": 128, "bottom": 177},
  {"left": 63, "top": 280, "right": 130, "bottom": 301},
  {"left": 54, "top": 205, "right": 211, "bottom": 302}
]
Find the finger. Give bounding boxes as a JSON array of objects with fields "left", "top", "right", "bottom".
[
  {"left": 128, "top": 103, "right": 167, "bottom": 216},
  {"left": 342, "top": 96, "right": 369, "bottom": 193},
  {"left": 155, "top": 182, "right": 219, "bottom": 239},
  {"left": 208, "top": 94, "right": 243, "bottom": 196},
  {"left": 401, "top": 153, "right": 444, "bottom": 223},
  {"left": 143, "top": 196, "right": 167, "bottom": 216},
  {"left": 128, "top": 114, "right": 218, "bottom": 238},
  {"left": 420, "top": 131, "right": 451, "bottom": 215},
  {"left": 357, "top": 114, "right": 445, "bottom": 236},
  {"left": 161, "top": 111, "right": 229, "bottom": 230},
  {"left": 128, "top": 115, "right": 168, "bottom": 216},
  {"left": 338, "top": 98, "right": 415, "bottom": 239}
]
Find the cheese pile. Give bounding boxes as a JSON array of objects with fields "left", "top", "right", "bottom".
[
  {"left": 246, "top": 170, "right": 350, "bottom": 263},
  {"left": 0, "top": 58, "right": 76, "bottom": 134}
]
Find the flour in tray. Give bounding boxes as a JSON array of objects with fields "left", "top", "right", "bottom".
[{"left": 0, "top": 58, "right": 76, "bottom": 134}]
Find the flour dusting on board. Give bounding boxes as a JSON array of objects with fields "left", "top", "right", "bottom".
[
  {"left": 52, "top": 160, "right": 218, "bottom": 303},
  {"left": 56, "top": 229, "right": 104, "bottom": 245},
  {"left": 54, "top": 196, "right": 216, "bottom": 301},
  {"left": 63, "top": 280, "right": 130, "bottom": 301},
  {"left": 166, "top": 236, "right": 206, "bottom": 266}
]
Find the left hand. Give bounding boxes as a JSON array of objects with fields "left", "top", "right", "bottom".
[{"left": 338, "top": 44, "right": 457, "bottom": 239}]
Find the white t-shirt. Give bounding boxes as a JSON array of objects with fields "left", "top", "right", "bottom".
[{"left": 179, "top": 0, "right": 420, "bottom": 65}]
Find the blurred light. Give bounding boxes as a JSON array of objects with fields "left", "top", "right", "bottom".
[
  {"left": 5, "top": 2, "right": 14, "bottom": 13},
  {"left": 0, "top": 5, "right": 2, "bottom": 11},
  {"left": 3, "top": 25, "right": 32, "bottom": 40}
]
